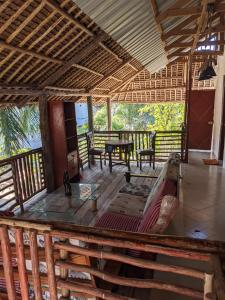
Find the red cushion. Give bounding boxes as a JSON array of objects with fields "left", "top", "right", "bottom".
[
  {"left": 0, "top": 211, "right": 14, "bottom": 217},
  {"left": 138, "top": 179, "right": 177, "bottom": 233},
  {"left": 96, "top": 212, "right": 142, "bottom": 232}
]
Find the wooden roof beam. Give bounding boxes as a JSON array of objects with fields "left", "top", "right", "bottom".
[
  {"left": 155, "top": 0, "right": 192, "bottom": 24},
  {"left": 110, "top": 67, "right": 145, "bottom": 93},
  {"left": 0, "top": 40, "right": 61, "bottom": 64},
  {"left": 162, "top": 23, "right": 223, "bottom": 40},
  {"left": 165, "top": 40, "right": 225, "bottom": 50},
  {"left": 112, "top": 86, "right": 186, "bottom": 94},
  {"left": 0, "top": 40, "right": 105, "bottom": 78},
  {"left": 161, "top": 15, "right": 199, "bottom": 41},
  {"left": 39, "top": 33, "right": 107, "bottom": 88},
  {"left": 88, "top": 58, "right": 133, "bottom": 92},
  {"left": 46, "top": 0, "right": 92, "bottom": 36},
  {"left": 168, "top": 50, "right": 223, "bottom": 58},
  {"left": 191, "top": 1, "right": 212, "bottom": 54},
  {"left": 72, "top": 64, "right": 103, "bottom": 77},
  {"left": 157, "top": 3, "right": 225, "bottom": 22},
  {"left": 46, "top": 0, "right": 124, "bottom": 63},
  {"left": 0, "top": 87, "right": 109, "bottom": 98}
]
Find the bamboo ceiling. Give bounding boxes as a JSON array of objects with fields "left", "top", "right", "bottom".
[{"left": 0, "top": 0, "right": 219, "bottom": 107}]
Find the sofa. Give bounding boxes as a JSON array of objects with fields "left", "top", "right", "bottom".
[{"left": 96, "top": 153, "right": 181, "bottom": 235}]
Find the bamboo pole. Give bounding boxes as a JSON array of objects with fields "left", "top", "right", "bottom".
[
  {"left": 15, "top": 228, "right": 29, "bottom": 300},
  {"left": 44, "top": 233, "right": 57, "bottom": 300},
  {"left": 0, "top": 226, "right": 16, "bottom": 300},
  {"left": 58, "top": 279, "right": 136, "bottom": 300},
  {"left": 29, "top": 230, "right": 42, "bottom": 299},
  {"left": 57, "top": 260, "right": 203, "bottom": 299},
  {"left": 204, "top": 273, "right": 214, "bottom": 300},
  {"left": 54, "top": 242, "right": 205, "bottom": 279},
  {"left": 59, "top": 238, "right": 70, "bottom": 299},
  {"left": 51, "top": 230, "right": 211, "bottom": 261}
]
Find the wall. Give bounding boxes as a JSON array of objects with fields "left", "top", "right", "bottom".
[{"left": 212, "top": 52, "right": 225, "bottom": 162}]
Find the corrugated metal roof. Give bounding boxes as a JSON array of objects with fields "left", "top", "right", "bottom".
[{"left": 73, "top": 0, "right": 168, "bottom": 73}]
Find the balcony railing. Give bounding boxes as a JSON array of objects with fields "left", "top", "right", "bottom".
[
  {"left": 0, "top": 217, "right": 224, "bottom": 299},
  {"left": 78, "top": 129, "right": 186, "bottom": 168},
  {"left": 0, "top": 148, "right": 46, "bottom": 212}
]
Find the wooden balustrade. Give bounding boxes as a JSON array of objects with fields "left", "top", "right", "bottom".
[
  {"left": 78, "top": 129, "right": 186, "bottom": 168},
  {"left": 0, "top": 217, "right": 224, "bottom": 299},
  {"left": 0, "top": 148, "right": 46, "bottom": 212}
]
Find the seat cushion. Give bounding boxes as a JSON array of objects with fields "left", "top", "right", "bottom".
[
  {"left": 89, "top": 148, "right": 104, "bottom": 155},
  {"left": 95, "top": 212, "right": 142, "bottom": 232},
  {"left": 108, "top": 193, "right": 146, "bottom": 217},
  {"left": 138, "top": 179, "right": 177, "bottom": 233},
  {"left": 137, "top": 148, "right": 154, "bottom": 155}
]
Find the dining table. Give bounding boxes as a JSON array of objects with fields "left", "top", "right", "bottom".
[{"left": 105, "top": 139, "right": 134, "bottom": 172}]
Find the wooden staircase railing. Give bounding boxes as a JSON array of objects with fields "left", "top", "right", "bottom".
[
  {"left": 0, "top": 148, "right": 46, "bottom": 212},
  {"left": 0, "top": 218, "right": 224, "bottom": 299}
]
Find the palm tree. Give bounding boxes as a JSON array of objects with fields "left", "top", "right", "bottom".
[{"left": 0, "top": 105, "right": 40, "bottom": 157}]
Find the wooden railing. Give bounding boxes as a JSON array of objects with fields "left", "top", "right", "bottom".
[
  {"left": 0, "top": 148, "right": 46, "bottom": 212},
  {"left": 0, "top": 218, "right": 224, "bottom": 299},
  {"left": 78, "top": 129, "right": 186, "bottom": 168}
]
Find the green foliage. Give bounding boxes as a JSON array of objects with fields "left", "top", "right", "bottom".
[
  {"left": 93, "top": 102, "right": 184, "bottom": 131},
  {"left": 77, "top": 123, "right": 88, "bottom": 135},
  {"left": 139, "top": 102, "right": 185, "bottom": 131},
  {"left": 0, "top": 105, "right": 40, "bottom": 157}
]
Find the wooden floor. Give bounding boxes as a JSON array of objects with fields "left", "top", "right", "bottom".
[{"left": 19, "top": 161, "right": 161, "bottom": 226}]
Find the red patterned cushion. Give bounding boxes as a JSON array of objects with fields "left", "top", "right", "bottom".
[
  {"left": 96, "top": 212, "right": 142, "bottom": 232},
  {"left": 0, "top": 211, "right": 14, "bottom": 217},
  {"left": 138, "top": 179, "right": 177, "bottom": 233}
]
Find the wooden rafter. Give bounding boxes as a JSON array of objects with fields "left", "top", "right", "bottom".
[
  {"left": 168, "top": 50, "right": 223, "bottom": 59},
  {"left": 156, "top": 2, "right": 225, "bottom": 22},
  {"left": 0, "top": 87, "right": 108, "bottom": 98},
  {"left": 191, "top": 1, "right": 212, "bottom": 54}
]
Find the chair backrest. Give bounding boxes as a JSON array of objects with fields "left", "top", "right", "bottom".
[
  {"left": 149, "top": 131, "right": 156, "bottom": 150},
  {"left": 86, "top": 131, "right": 94, "bottom": 149}
]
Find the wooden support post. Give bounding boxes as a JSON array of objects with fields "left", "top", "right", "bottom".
[
  {"left": 107, "top": 98, "right": 112, "bottom": 131},
  {"left": 184, "top": 55, "right": 192, "bottom": 163},
  {"left": 39, "top": 96, "right": 55, "bottom": 192},
  {"left": 87, "top": 96, "right": 94, "bottom": 133}
]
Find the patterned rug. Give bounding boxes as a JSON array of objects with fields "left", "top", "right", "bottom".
[
  {"left": 119, "top": 183, "right": 151, "bottom": 198},
  {"left": 203, "top": 159, "right": 219, "bottom": 166}
]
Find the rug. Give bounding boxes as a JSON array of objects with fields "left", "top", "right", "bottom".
[{"left": 203, "top": 159, "right": 219, "bottom": 166}]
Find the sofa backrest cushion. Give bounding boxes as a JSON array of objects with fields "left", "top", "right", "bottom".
[
  {"left": 143, "top": 160, "right": 179, "bottom": 213},
  {"left": 139, "top": 179, "right": 177, "bottom": 233},
  {"left": 149, "top": 195, "right": 179, "bottom": 234}
]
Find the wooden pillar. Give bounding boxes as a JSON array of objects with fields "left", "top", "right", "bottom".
[
  {"left": 184, "top": 55, "right": 193, "bottom": 163},
  {"left": 87, "top": 96, "right": 94, "bottom": 132},
  {"left": 39, "top": 96, "right": 55, "bottom": 192},
  {"left": 107, "top": 98, "right": 112, "bottom": 131}
]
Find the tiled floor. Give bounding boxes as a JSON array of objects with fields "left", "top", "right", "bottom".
[
  {"left": 20, "top": 151, "right": 225, "bottom": 241},
  {"left": 167, "top": 151, "right": 225, "bottom": 241}
]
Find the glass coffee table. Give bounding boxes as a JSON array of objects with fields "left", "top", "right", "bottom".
[{"left": 20, "top": 183, "right": 100, "bottom": 224}]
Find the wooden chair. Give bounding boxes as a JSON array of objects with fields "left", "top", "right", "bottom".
[
  {"left": 136, "top": 132, "right": 156, "bottom": 170},
  {"left": 86, "top": 132, "right": 104, "bottom": 169}
]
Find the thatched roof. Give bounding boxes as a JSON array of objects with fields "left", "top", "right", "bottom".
[{"left": 0, "top": 0, "right": 218, "bottom": 107}]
